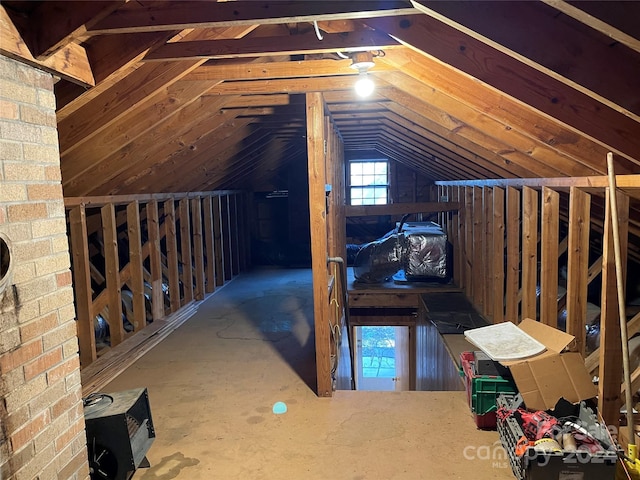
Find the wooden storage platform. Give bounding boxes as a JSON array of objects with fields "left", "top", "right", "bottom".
[{"left": 346, "top": 268, "right": 476, "bottom": 391}]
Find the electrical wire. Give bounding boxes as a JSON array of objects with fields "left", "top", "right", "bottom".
[{"left": 313, "top": 21, "right": 323, "bottom": 41}]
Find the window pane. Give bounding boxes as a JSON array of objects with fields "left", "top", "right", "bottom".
[
  {"left": 351, "top": 163, "right": 362, "bottom": 176},
  {"left": 374, "top": 174, "right": 387, "bottom": 185},
  {"left": 374, "top": 162, "right": 387, "bottom": 175},
  {"left": 361, "top": 174, "right": 374, "bottom": 186},
  {"left": 362, "top": 187, "right": 375, "bottom": 200},
  {"left": 374, "top": 189, "right": 388, "bottom": 204},
  {"left": 351, "top": 175, "right": 364, "bottom": 186},
  {"left": 362, "top": 163, "right": 375, "bottom": 175}
]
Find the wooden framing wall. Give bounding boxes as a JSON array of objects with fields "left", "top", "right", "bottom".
[
  {"left": 306, "top": 92, "right": 347, "bottom": 397},
  {"left": 65, "top": 191, "right": 248, "bottom": 368},
  {"left": 437, "top": 173, "right": 639, "bottom": 427}
]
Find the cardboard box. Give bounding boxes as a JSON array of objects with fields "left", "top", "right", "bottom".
[{"left": 465, "top": 319, "right": 597, "bottom": 411}]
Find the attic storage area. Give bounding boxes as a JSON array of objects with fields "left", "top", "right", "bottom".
[{"left": 1, "top": 1, "right": 640, "bottom": 479}]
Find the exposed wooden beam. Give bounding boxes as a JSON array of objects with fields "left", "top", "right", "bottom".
[
  {"left": 27, "top": 1, "right": 124, "bottom": 59},
  {"left": 185, "top": 58, "right": 396, "bottom": 81},
  {"left": 435, "top": 174, "right": 640, "bottom": 191},
  {"left": 0, "top": 6, "right": 95, "bottom": 86},
  {"left": 378, "top": 50, "right": 640, "bottom": 177},
  {"left": 411, "top": 1, "right": 640, "bottom": 119},
  {"left": 145, "top": 29, "right": 400, "bottom": 61},
  {"left": 58, "top": 59, "right": 206, "bottom": 158},
  {"left": 542, "top": 0, "right": 640, "bottom": 54},
  {"left": 366, "top": 15, "right": 640, "bottom": 166},
  {"left": 61, "top": 79, "right": 224, "bottom": 189},
  {"left": 375, "top": 72, "right": 585, "bottom": 178},
  {"left": 207, "top": 75, "right": 389, "bottom": 95},
  {"left": 57, "top": 25, "right": 256, "bottom": 121},
  {"left": 89, "top": 1, "right": 419, "bottom": 34},
  {"left": 345, "top": 202, "right": 459, "bottom": 217}
]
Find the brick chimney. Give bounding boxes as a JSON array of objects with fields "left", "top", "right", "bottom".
[{"left": 0, "top": 55, "right": 89, "bottom": 480}]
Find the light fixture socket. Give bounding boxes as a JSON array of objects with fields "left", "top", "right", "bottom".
[{"left": 350, "top": 51, "right": 375, "bottom": 72}]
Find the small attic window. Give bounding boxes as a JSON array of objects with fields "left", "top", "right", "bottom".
[{"left": 349, "top": 160, "right": 389, "bottom": 206}]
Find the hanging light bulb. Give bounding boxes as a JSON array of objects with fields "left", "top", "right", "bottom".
[
  {"left": 350, "top": 51, "right": 375, "bottom": 98},
  {"left": 354, "top": 72, "right": 375, "bottom": 97}
]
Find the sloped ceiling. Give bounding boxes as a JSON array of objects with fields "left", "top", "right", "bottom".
[{"left": 2, "top": 0, "right": 639, "bottom": 199}]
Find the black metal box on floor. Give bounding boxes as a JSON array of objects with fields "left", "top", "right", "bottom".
[
  {"left": 496, "top": 393, "right": 618, "bottom": 480},
  {"left": 83, "top": 387, "right": 155, "bottom": 480},
  {"left": 474, "top": 350, "right": 512, "bottom": 377}
]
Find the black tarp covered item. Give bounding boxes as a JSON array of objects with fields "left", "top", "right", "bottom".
[
  {"left": 353, "top": 232, "right": 404, "bottom": 283},
  {"left": 401, "top": 222, "right": 448, "bottom": 280}
]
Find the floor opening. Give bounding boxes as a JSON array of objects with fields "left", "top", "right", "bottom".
[{"left": 354, "top": 325, "right": 409, "bottom": 391}]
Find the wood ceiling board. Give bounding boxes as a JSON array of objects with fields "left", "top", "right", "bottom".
[
  {"left": 88, "top": 1, "right": 419, "bottom": 34},
  {"left": 211, "top": 140, "right": 300, "bottom": 191},
  {"left": 101, "top": 108, "right": 255, "bottom": 196},
  {"left": 25, "top": 1, "right": 124, "bottom": 59},
  {"left": 374, "top": 143, "right": 444, "bottom": 180},
  {"left": 542, "top": 0, "right": 640, "bottom": 54},
  {"left": 376, "top": 128, "right": 489, "bottom": 179},
  {"left": 0, "top": 6, "right": 95, "bottom": 86},
  {"left": 377, "top": 116, "right": 515, "bottom": 179},
  {"left": 218, "top": 94, "right": 294, "bottom": 108},
  {"left": 138, "top": 124, "right": 273, "bottom": 194},
  {"left": 374, "top": 135, "right": 455, "bottom": 180},
  {"left": 366, "top": 15, "right": 640, "bottom": 164},
  {"left": 61, "top": 79, "right": 223, "bottom": 185},
  {"left": 57, "top": 25, "right": 256, "bottom": 121},
  {"left": 63, "top": 96, "right": 241, "bottom": 196},
  {"left": 375, "top": 92, "right": 534, "bottom": 178},
  {"left": 376, "top": 76, "right": 575, "bottom": 178},
  {"left": 377, "top": 52, "right": 631, "bottom": 175},
  {"left": 58, "top": 59, "right": 206, "bottom": 158},
  {"left": 145, "top": 29, "right": 400, "bottom": 61},
  {"left": 185, "top": 58, "right": 396, "bottom": 81},
  {"left": 412, "top": 1, "right": 640, "bottom": 119},
  {"left": 208, "top": 75, "right": 384, "bottom": 95},
  {"left": 323, "top": 90, "right": 390, "bottom": 104}
]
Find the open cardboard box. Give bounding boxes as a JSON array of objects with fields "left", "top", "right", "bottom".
[{"left": 465, "top": 318, "right": 597, "bottom": 411}]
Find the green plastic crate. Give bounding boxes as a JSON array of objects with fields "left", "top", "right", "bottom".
[{"left": 461, "top": 351, "right": 518, "bottom": 422}]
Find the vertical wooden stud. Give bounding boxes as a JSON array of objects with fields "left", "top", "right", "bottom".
[
  {"left": 221, "top": 195, "right": 233, "bottom": 281},
  {"left": 307, "top": 92, "right": 332, "bottom": 397},
  {"left": 505, "top": 187, "right": 521, "bottom": 323},
  {"left": 203, "top": 195, "right": 216, "bottom": 294},
  {"left": 126, "top": 201, "right": 146, "bottom": 331},
  {"left": 521, "top": 187, "right": 538, "bottom": 321},
  {"left": 493, "top": 187, "right": 505, "bottom": 323},
  {"left": 191, "top": 197, "right": 205, "bottom": 301},
  {"left": 540, "top": 187, "right": 560, "bottom": 328},
  {"left": 101, "top": 202, "right": 124, "bottom": 345},
  {"left": 230, "top": 194, "right": 240, "bottom": 276},
  {"left": 213, "top": 195, "right": 225, "bottom": 287},
  {"left": 146, "top": 200, "right": 165, "bottom": 320},
  {"left": 464, "top": 187, "right": 473, "bottom": 296},
  {"left": 179, "top": 198, "right": 194, "bottom": 304},
  {"left": 164, "top": 198, "right": 181, "bottom": 312},
  {"left": 483, "top": 187, "right": 494, "bottom": 319},
  {"left": 452, "top": 186, "right": 462, "bottom": 287},
  {"left": 566, "top": 187, "right": 591, "bottom": 354},
  {"left": 598, "top": 189, "right": 629, "bottom": 428},
  {"left": 472, "top": 186, "right": 484, "bottom": 309},
  {"left": 68, "top": 205, "right": 97, "bottom": 366}
]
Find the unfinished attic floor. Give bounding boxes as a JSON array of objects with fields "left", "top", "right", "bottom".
[{"left": 103, "top": 268, "right": 513, "bottom": 480}]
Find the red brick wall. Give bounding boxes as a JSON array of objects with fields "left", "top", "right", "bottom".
[{"left": 0, "top": 55, "right": 89, "bottom": 480}]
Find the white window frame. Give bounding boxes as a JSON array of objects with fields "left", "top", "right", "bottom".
[{"left": 348, "top": 159, "right": 389, "bottom": 206}]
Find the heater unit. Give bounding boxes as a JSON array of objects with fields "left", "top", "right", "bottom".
[{"left": 83, "top": 388, "right": 155, "bottom": 480}]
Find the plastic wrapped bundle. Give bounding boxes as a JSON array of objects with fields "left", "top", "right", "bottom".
[
  {"left": 353, "top": 233, "right": 404, "bottom": 283},
  {"left": 402, "top": 222, "right": 448, "bottom": 280}
]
